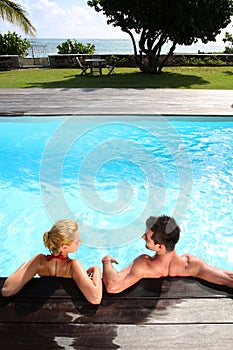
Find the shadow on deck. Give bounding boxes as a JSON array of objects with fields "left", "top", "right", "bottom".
[{"left": 0, "top": 277, "right": 233, "bottom": 350}]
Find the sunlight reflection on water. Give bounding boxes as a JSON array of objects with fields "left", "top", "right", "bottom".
[{"left": 0, "top": 116, "right": 233, "bottom": 276}]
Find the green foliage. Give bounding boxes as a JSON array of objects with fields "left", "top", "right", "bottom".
[
  {"left": 182, "top": 56, "right": 225, "bottom": 66},
  {"left": 57, "top": 39, "right": 95, "bottom": 54},
  {"left": 106, "top": 54, "right": 132, "bottom": 66},
  {"left": 223, "top": 31, "right": 233, "bottom": 53},
  {"left": 0, "top": 31, "right": 30, "bottom": 57},
  {"left": 88, "top": 0, "right": 233, "bottom": 74}
]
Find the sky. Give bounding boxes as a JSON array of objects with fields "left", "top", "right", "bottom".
[
  {"left": 0, "top": 0, "right": 232, "bottom": 41},
  {"left": 0, "top": 0, "right": 129, "bottom": 39}
]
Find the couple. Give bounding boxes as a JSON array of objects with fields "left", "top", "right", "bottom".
[{"left": 2, "top": 216, "right": 233, "bottom": 304}]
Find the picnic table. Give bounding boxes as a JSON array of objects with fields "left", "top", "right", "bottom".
[{"left": 85, "top": 58, "right": 106, "bottom": 75}]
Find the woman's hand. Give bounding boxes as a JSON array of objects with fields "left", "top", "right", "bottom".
[{"left": 86, "top": 265, "right": 99, "bottom": 278}]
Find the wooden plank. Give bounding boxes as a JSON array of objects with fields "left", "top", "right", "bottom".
[
  {"left": 1, "top": 296, "right": 233, "bottom": 324},
  {"left": 1, "top": 277, "right": 233, "bottom": 349},
  {"left": 0, "top": 323, "right": 233, "bottom": 350},
  {"left": 1, "top": 277, "right": 232, "bottom": 299},
  {"left": 1, "top": 277, "right": 232, "bottom": 327},
  {"left": 113, "top": 324, "right": 233, "bottom": 350},
  {"left": 0, "top": 323, "right": 119, "bottom": 350},
  {"left": 0, "top": 89, "right": 233, "bottom": 116}
]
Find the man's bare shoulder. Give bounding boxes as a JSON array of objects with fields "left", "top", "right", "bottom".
[
  {"left": 135, "top": 253, "right": 152, "bottom": 260},
  {"left": 179, "top": 253, "right": 206, "bottom": 276},
  {"left": 133, "top": 254, "right": 154, "bottom": 265},
  {"left": 132, "top": 254, "right": 162, "bottom": 278},
  {"left": 181, "top": 253, "right": 204, "bottom": 264}
]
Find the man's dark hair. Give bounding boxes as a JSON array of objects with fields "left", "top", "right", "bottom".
[{"left": 146, "top": 215, "right": 180, "bottom": 251}]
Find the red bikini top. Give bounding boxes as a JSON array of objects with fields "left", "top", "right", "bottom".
[{"left": 46, "top": 252, "right": 70, "bottom": 261}]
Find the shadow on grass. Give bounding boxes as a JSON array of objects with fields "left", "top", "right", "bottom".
[
  {"left": 25, "top": 70, "right": 209, "bottom": 89},
  {"left": 223, "top": 70, "right": 233, "bottom": 76}
]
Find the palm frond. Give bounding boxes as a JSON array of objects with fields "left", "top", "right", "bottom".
[{"left": 0, "top": 0, "right": 36, "bottom": 37}]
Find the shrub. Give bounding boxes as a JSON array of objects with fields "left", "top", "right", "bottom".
[
  {"left": 57, "top": 39, "right": 95, "bottom": 54},
  {"left": 223, "top": 32, "right": 233, "bottom": 54},
  {"left": 182, "top": 55, "right": 225, "bottom": 66},
  {"left": 0, "top": 31, "right": 30, "bottom": 57}
]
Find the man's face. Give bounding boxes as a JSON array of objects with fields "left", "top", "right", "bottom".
[{"left": 142, "top": 229, "right": 156, "bottom": 250}]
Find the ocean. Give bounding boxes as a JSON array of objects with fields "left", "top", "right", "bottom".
[{"left": 27, "top": 38, "right": 226, "bottom": 58}]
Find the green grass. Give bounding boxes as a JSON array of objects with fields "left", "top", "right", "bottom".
[{"left": 0, "top": 66, "right": 232, "bottom": 89}]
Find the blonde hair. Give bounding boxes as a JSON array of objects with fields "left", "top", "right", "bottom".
[{"left": 43, "top": 219, "right": 78, "bottom": 256}]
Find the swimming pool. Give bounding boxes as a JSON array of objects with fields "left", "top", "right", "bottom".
[{"left": 0, "top": 115, "right": 233, "bottom": 276}]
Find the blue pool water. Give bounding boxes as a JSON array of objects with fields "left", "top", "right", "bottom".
[{"left": 0, "top": 115, "right": 233, "bottom": 276}]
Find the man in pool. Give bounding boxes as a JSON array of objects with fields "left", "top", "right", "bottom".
[{"left": 102, "top": 215, "right": 233, "bottom": 293}]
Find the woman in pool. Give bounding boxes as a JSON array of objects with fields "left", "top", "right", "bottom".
[{"left": 1, "top": 219, "right": 102, "bottom": 304}]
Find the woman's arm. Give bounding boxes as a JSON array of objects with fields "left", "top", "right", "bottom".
[
  {"left": 71, "top": 260, "right": 102, "bottom": 304},
  {"left": 1, "top": 254, "right": 42, "bottom": 297}
]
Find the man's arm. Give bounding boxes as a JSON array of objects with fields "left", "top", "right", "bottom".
[
  {"left": 102, "top": 254, "right": 153, "bottom": 293},
  {"left": 182, "top": 254, "right": 233, "bottom": 288},
  {"left": 195, "top": 259, "right": 233, "bottom": 288}
]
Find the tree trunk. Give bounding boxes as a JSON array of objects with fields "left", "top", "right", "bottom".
[
  {"left": 158, "top": 41, "right": 177, "bottom": 73},
  {"left": 126, "top": 29, "right": 176, "bottom": 74},
  {"left": 140, "top": 53, "right": 159, "bottom": 73}
]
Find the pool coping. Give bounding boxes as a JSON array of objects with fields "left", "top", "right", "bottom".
[{"left": 0, "top": 88, "right": 232, "bottom": 116}]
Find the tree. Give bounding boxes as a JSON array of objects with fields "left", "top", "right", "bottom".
[
  {"left": 0, "top": 0, "right": 36, "bottom": 37},
  {"left": 88, "top": 0, "right": 233, "bottom": 73}
]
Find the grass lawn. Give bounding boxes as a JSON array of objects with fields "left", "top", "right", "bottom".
[{"left": 0, "top": 66, "right": 232, "bottom": 89}]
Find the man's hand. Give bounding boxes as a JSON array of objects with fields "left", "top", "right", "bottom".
[{"left": 102, "top": 255, "right": 119, "bottom": 264}]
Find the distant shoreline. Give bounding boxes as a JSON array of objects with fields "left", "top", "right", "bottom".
[{"left": 26, "top": 38, "right": 225, "bottom": 58}]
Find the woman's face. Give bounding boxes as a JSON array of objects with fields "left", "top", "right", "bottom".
[{"left": 68, "top": 229, "right": 82, "bottom": 253}]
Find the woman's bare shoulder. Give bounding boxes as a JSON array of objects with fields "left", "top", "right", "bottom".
[
  {"left": 25, "top": 253, "right": 45, "bottom": 264},
  {"left": 70, "top": 258, "right": 85, "bottom": 271},
  {"left": 34, "top": 253, "right": 49, "bottom": 264}
]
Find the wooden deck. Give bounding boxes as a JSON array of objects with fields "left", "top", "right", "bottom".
[
  {"left": 0, "top": 277, "right": 232, "bottom": 349},
  {"left": 0, "top": 88, "right": 232, "bottom": 116}
]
